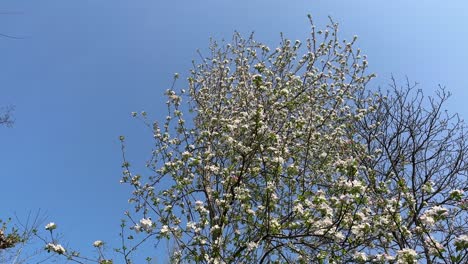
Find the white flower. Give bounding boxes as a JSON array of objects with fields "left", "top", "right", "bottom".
[
  {"left": 246, "top": 208, "right": 256, "bottom": 215},
  {"left": 424, "top": 205, "right": 449, "bottom": 219},
  {"left": 279, "top": 88, "right": 289, "bottom": 96},
  {"left": 455, "top": 234, "right": 468, "bottom": 243},
  {"left": 45, "top": 222, "right": 57, "bottom": 231},
  {"left": 160, "top": 225, "right": 170, "bottom": 235},
  {"left": 139, "top": 218, "right": 153, "bottom": 232},
  {"left": 353, "top": 251, "right": 367, "bottom": 261},
  {"left": 132, "top": 224, "right": 141, "bottom": 233},
  {"left": 422, "top": 181, "right": 434, "bottom": 193},
  {"left": 351, "top": 222, "right": 370, "bottom": 238},
  {"left": 195, "top": 200, "right": 204, "bottom": 209},
  {"left": 93, "top": 240, "right": 104, "bottom": 247},
  {"left": 186, "top": 221, "right": 195, "bottom": 230},
  {"left": 182, "top": 151, "right": 192, "bottom": 159},
  {"left": 210, "top": 225, "right": 221, "bottom": 234},
  {"left": 195, "top": 200, "right": 209, "bottom": 214},
  {"left": 419, "top": 214, "right": 435, "bottom": 226},
  {"left": 293, "top": 203, "right": 304, "bottom": 214},
  {"left": 254, "top": 63, "right": 265, "bottom": 71},
  {"left": 374, "top": 254, "right": 395, "bottom": 262},
  {"left": 333, "top": 231, "right": 345, "bottom": 241},
  {"left": 247, "top": 241, "right": 258, "bottom": 251},
  {"left": 396, "top": 248, "right": 418, "bottom": 263},
  {"left": 45, "top": 243, "right": 66, "bottom": 254}
]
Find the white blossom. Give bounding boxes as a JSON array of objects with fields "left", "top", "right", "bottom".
[
  {"left": 45, "top": 243, "right": 66, "bottom": 254},
  {"left": 139, "top": 218, "right": 154, "bottom": 232},
  {"left": 396, "top": 248, "right": 418, "bottom": 263},
  {"left": 160, "top": 225, "right": 170, "bottom": 235},
  {"left": 353, "top": 251, "right": 368, "bottom": 261},
  {"left": 247, "top": 241, "right": 259, "bottom": 251},
  {"left": 92, "top": 240, "right": 104, "bottom": 247},
  {"left": 45, "top": 222, "right": 57, "bottom": 231}
]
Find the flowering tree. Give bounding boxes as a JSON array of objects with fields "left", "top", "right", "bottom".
[
  {"left": 120, "top": 17, "right": 382, "bottom": 263},
  {"left": 30, "top": 16, "right": 468, "bottom": 263}
]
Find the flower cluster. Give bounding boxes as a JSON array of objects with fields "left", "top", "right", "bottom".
[
  {"left": 133, "top": 218, "right": 154, "bottom": 233},
  {"left": 45, "top": 243, "right": 66, "bottom": 254},
  {"left": 420, "top": 205, "right": 449, "bottom": 227},
  {"left": 396, "top": 248, "right": 418, "bottom": 263}
]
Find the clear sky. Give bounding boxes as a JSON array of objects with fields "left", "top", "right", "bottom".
[{"left": 1, "top": 0, "right": 468, "bottom": 262}]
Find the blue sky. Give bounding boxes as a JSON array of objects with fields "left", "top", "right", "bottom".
[{"left": 1, "top": 0, "right": 467, "bottom": 262}]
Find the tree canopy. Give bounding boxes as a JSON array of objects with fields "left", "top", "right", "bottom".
[{"left": 2, "top": 16, "right": 467, "bottom": 264}]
